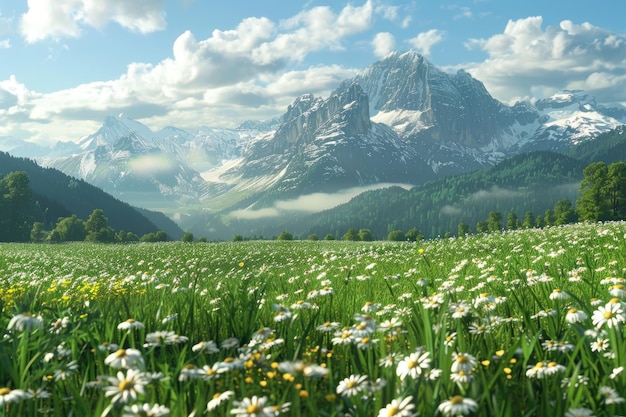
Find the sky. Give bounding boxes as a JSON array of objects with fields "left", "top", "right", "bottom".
[{"left": 0, "top": 0, "right": 625, "bottom": 145}]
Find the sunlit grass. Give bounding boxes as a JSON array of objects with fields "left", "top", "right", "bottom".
[{"left": 0, "top": 222, "right": 625, "bottom": 416}]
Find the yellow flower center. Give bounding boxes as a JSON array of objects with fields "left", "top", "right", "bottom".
[
  {"left": 407, "top": 360, "right": 417, "bottom": 369},
  {"left": 115, "top": 349, "right": 127, "bottom": 358},
  {"left": 0, "top": 388, "right": 11, "bottom": 396},
  {"left": 387, "top": 406, "right": 399, "bottom": 416},
  {"left": 568, "top": 308, "right": 578, "bottom": 314},
  {"left": 456, "top": 355, "right": 468, "bottom": 363},
  {"left": 246, "top": 404, "right": 262, "bottom": 414},
  {"left": 604, "top": 311, "right": 614, "bottom": 319},
  {"left": 450, "top": 396, "right": 464, "bottom": 405},
  {"left": 118, "top": 380, "right": 133, "bottom": 391}
]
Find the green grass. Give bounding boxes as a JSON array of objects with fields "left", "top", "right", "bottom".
[{"left": 0, "top": 222, "right": 625, "bottom": 416}]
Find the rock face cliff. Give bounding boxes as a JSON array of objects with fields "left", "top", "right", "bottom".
[
  {"left": 204, "top": 81, "right": 433, "bottom": 204},
  {"left": 354, "top": 51, "right": 538, "bottom": 149}
]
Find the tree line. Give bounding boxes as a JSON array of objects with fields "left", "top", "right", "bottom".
[
  {"left": 232, "top": 160, "right": 626, "bottom": 241},
  {"left": 0, "top": 171, "right": 169, "bottom": 243}
]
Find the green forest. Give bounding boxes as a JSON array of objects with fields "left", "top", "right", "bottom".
[{"left": 0, "top": 170, "right": 170, "bottom": 243}]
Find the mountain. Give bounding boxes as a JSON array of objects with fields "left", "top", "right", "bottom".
[
  {"left": 355, "top": 51, "right": 625, "bottom": 173},
  {"left": 16, "top": 50, "right": 625, "bottom": 239},
  {"left": 201, "top": 81, "right": 433, "bottom": 212},
  {"left": 0, "top": 151, "right": 182, "bottom": 237}
]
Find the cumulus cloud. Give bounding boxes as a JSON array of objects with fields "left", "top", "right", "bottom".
[
  {"left": 1, "top": 1, "right": 380, "bottom": 143},
  {"left": 372, "top": 32, "right": 396, "bottom": 58},
  {"left": 19, "top": 0, "right": 166, "bottom": 43},
  {"left": 407, "top": 29, "right": 445, "bottom": 56},
  {"left": 465, "top": 17, "right": 626, "bottom": 104}
]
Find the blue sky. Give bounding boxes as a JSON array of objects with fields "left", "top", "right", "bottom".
[{"left": 0, "top": 0, "right": 625, "bottom": 144}]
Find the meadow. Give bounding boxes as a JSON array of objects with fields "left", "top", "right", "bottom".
[{"left": 0, "top": 222, "right": 625, "bottom": 417}]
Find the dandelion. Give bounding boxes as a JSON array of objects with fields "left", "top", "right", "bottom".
[
  {"left": 336, "top": 374, "right": 368, "bottom": 397},
  {"left": 117, "top": 319, "right": 145, "bottom": 331},
  {"left": 121, "top": 403, "right": 170, "bottom": 417},
  {"left": 591, "top": 302, "right": 626, "bottom": 329},
  {"left": 0, "top": 387, "right": 27, "bottom": 406},
  {"left": 377, "top": 396, "right": 418, "bottom": 417},
  {"left": 206, "top": 391, "right": 234, "bottom": 412},
  {"left": 396, "top": 348, "right": 431, "bottom": 380},
  {"left": 437, "top": 395, "right": 478, "bottom": 416},
  {"left": 105, "top": 349, "right": 145, "bottom": 370},
  {"left": 7, "top": 312, "right": 44, "bottom": 331},
  {"left": 102, "top": 369, "right": 149, "bottom": 405}
]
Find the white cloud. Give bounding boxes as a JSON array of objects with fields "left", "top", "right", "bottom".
[
  {"left": 19, "top": 0, "right": 166, "bottom": 43},
  {"left": 0, "top": 39, "right": 10, "bottom": 48},
  {"left": 2, "top": 1, "right": 379, "bottom": 143},
  {"left": 229, "top": 183, "right": 412, "bottom": 219},
  {"left": 407, "top": 29, "right": 445, "bottom": 56},
  {"left": 465, "top": 17, "right": 626, "bottom": 104},
  {"left": 372, "top": 32, "right": 396, "bottom": 58}
]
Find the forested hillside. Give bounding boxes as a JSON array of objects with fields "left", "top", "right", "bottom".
[
  {"left": 296, "top": 152, "right": 584, "bottom": 239},
  {"left": 0, "top": 152, "right": 183, "bottom": 239}
]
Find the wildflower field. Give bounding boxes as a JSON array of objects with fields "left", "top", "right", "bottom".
[{"left": 1, "top": 222, "right": 625, "bottom": 417}]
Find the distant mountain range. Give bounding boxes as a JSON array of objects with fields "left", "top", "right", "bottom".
[{"left": 2, "top": 51, "right": 625, "bottom": 239}]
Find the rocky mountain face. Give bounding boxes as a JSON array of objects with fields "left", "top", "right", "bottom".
[
  {"left": 207, "top": 81, "right": 432, "bottom": 207},
  {"left": 18, "top": 51, "right": 625, "bottom": 222}
]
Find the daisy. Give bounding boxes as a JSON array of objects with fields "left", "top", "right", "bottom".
[
  {"left": 591, "top": 302, "right": 626, "bottom": 329},
  {"left": 206, "top": 391, "right": 234, "bottom": 412},
  {"left": 377, "top": 396, "right": 418, "bottom": 417},
  {"left": 229, "top": 395, "right": 275, "bottom": 417},
  {"left": 451, "top": 353, "right": 477, "bottom": 374},
  {"left": 117, "top": 319, "right": 145, "bottom": 331},
  {"left": 316, "top": 321, "right": 340, "bottom": 332},
  {"left": 396, "top": 348, "right": 431, "bottom": 380},
  {"left": 7, "top": 312, "right": 44, "bottom": 331},
  {"left": 437, "top": 395, "right": 478, "bottom": 416},
  {"left": 549, "top": 289, "right": 571, "bottom": 301},
  {"left": 449, "top": 370, "right": 474, "bottom": 384},
  {"left": 565, "top": 308, "right": 588, "bottom": 324},
  {"left": 102, "top": 369, "right": 149, "bottom": 405},
  {"left": 105, "top": 349, "right": 145, "bottom": 370},
  {"left": 564, "top": 408, "right": 594, "bottom": 417},
  {"left": 144, "top": 331, "right": 178, "bottom": 347},
  {"left": 0, "top": 387, "right": 27, "bottom": 406},
  {"left": 192, "top": 340, "right": 220, "bottom": 354},
  {"left": 220, "top": 337, "right": 240, "bottom": 350},
  {"left": 121, "top": 403, "right": 170, "bottom": 417},
  {"left": 336, "top": 374, "right": 368, "bottom": 397}
]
